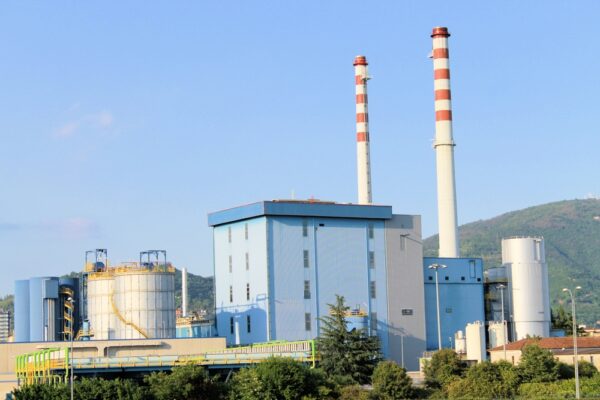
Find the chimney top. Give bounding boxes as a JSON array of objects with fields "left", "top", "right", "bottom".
[
  {"left": 431, "top": 27, "right": 450, "bottom": 38},
  {"left": 353, "top": 55, "right": 368, "bottom": 66}
]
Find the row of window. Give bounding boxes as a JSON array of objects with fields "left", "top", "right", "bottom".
[
  {"left": 303, "top": 220, "right": 376, "bottom": 239},
  {"left": 229, "top": 283, "right": 252, "bottom": 303},
  {"left": 227, "top": 223, "right": 250, "bottom": 243},
  {"left": 227, "top": 313, "right": 379, "bottom": 335},
  {"left": 230, "top": 315, "right": 252, "bottom": 334},
  {"left": 228, "top": 314, "right": 312, "bottom": 334},
  {"left": 426, "top": 275, "right": 482, "bottom": 282},
  {"left": 228, "top": 253, "right": 251, "bottom": 273}
]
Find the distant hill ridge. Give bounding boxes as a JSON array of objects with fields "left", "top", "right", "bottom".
[{"left": 424, "top": 199, "right": 600, "bottom": 325}]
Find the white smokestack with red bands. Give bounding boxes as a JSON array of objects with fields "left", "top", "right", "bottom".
[
  {"left": 431, "top": 27, "right": 460, "bottom": 258},
  {"left": 354, "top": 55, "right": 372, "bottom": 205}
]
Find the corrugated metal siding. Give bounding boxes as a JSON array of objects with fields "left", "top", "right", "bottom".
[
  {"left": 423, "top": 257, "right": 485, "bottom": 350},
  {"left": 214, "top": 217, "right": 269, "bottom": 345}
]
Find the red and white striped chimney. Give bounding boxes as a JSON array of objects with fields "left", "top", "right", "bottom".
[
  {"left": 354, "top": 55, "right": 372, "bottom": 205},
  {"left": 431, "top": 27, "right": 460, "bottom": 258}
]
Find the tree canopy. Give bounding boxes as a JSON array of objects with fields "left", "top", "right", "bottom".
[{"left": 317, "top": 295, "right": 381, "bottom": 384}]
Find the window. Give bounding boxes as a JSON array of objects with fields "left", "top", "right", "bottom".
[
  {"left": 401, "top": 309, "right": 413, "bottom": 316},
  {"left": 446, "top": 307, "right": 453, "bottom": 314},
  {"left": 246, "top": 283, "right": 250, "bottom": 301},
  {"left": 444, "top": 276, "right": 449, "bottom": 281},
  {"left": 302, "top": 219, "right": 308, "bottom": 237},
  {"left": 428, "top": 276, "right": 433, "bottom": 281},
  {"left": 461, "top": 276, "right": 465, "bottom": 281},
  {"left": 368, "top": 251, "right": 375, "bottom": 269},
  {"left": 305, "top": 313, "right": 311, "bottom": 331},
  {"left": 247, "top": 315, "right": 251, "bottom": 333},
  {"left": 244, "top": 223, "right": 248, "bottom": 240},
  {"left": 229, "top": 255, "right": 233, "bottom": 273},
  {"left": 245, "top": 252, "right": 250, "bottom": 271},
  {"left": 469, "top": 260, "right": 476, "bottom": 278},
  {"left": 228, "top": 226, "right": 232, "bottom": 243},
  {"left": 229, "top": 286, "right": 233, "bottom": 303},
  {"left": 400, "top": 235, "right": 406, "bottom": 251},
  {"left": 304, "top": 280, "right": 311, "bottom": 299},
  {"left": 368, "top": 223, "right": 374, "bottom": 239},
  {"left": 370, "top": 312, "right": 377, "bottom": 334},
  {"left": 230, "top": 317, "right": 234, "bottom": 334},
  {"left": 369, "top": 281, "right": 376, "bottom": 299},
  {"left": 303, "top": 250, "right": 309, "bottom": 268}
]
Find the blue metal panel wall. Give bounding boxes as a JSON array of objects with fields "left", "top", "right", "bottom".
[
  {"left": 423, "top": 257, "right": 485, "bottom": 350},
  {"left": 269, "top": 216, "right": 389, "bottom": 355},
  {"left": 269, "top": 217, "right": 316, "bottom": 340},
  {"left": 214, "top": 217, "right": 269, "bottom": 345},
  {"left": 14, "top": 280, "right": 30, "bottom": 342}
]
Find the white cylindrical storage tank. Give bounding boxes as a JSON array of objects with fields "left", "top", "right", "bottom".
[
  {"left": 114, "top": 269, "right": 175, "bottom": 339},
  {"left": 488, "top": 321, "right": 507, "bottom": 349},
  {"left": 502, "top": 236, "right": 550, "bottom": 340},
  {"left": 454, "top": 330, "right": 466, "bottom": 354},
  {"left": 466, "top": 321, "right": 486, "bottom": 362},
  {"left": 87, "top": 274, "right": 118, "bottom": 340}
]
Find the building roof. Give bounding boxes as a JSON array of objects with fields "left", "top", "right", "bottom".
[
  {"left": 490, "top": 337, "right": 600, "bottom": 352},
  {"left": 208, "top": 200, "right": 393, "bottom": 226}
]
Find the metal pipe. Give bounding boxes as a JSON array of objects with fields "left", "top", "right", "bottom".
[
  {"left": 429, "top": 263, "right": 447, "bottom": 350},
  {"left": 563, "top": 287, "right": 582, "bottom": 399},
  {"left": 182, "top": 268, "right": 188, "bottom": 317},
  {"left": 497, "top": 284, "right": 507, "bottom": 360},
  {"left": 430, "top": 27, "right": 459, "bottom": 258},
  {"left": 354, "top": 55, "right": 372, "bottom": 205}
]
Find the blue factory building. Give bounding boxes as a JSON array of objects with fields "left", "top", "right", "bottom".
[
  {"left": 423, "top": 257, "right": 485, "bottom": 350},
  {"left": 14, "top": 277, "right": 79, "bottom": 342},
  {"left": 208, "top": 200, "right": 427, "bottom": 370}
]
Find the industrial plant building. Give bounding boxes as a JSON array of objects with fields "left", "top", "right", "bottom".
[
  {"left": 0, "top": 25, "right": 558, "bottom": 397},
  {"left": 208, "top": 200, "right": 426, "bottom": 370}
]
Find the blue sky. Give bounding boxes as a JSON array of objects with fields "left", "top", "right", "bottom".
[{"left": 1, "top": 1, "right": 598, "bottom": 294}]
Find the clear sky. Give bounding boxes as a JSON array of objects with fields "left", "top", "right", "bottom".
[{"left": 1, "top": 1, "right": 598, "bottom": 294}]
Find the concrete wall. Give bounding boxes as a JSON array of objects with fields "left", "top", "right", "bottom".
[
  {"left": 385, "top": 214, "right": 426, "bottom": 371},
  {"left": 423, "top": 257, "right": 485, "bottom": 350},
  {"left": 0, "top": 337, "right": 227, "bottom": 397}
]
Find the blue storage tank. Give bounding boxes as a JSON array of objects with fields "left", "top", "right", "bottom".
[{"left": 14, "top": 280, "right": 30, "bottom": 342}]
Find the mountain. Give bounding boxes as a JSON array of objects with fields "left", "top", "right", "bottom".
[{"left": 423, "top": 199, "right": 600, "bottom": 325}]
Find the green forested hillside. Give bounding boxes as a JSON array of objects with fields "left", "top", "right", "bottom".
[{"left": 424, "top": 199, "right": 600, "bottom": 325}]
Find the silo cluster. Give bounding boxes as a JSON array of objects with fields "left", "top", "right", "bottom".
[{"left": 86, "top": 262, "right": 176, "bottom": 340}]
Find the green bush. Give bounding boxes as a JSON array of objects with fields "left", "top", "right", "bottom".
[
  {"left": 446, "top": 361, "right": 519, "bottom": 399},
  {"left": 145, "top": 364, "right": 225, "bottom": 400},
  {"left": 338, "top": 385, "right": 371, "bottom": 400},
  {"left": 423, "top": 349, "right": 465, "bottom": 390},
  {"left": 517, "top": 344, "right": 559, "bottom": 383},
  {"left": 228, "top": 357, "right": 328, "bottom": 400},
  {"left": 371, "top": 361, "right": 413, "bottom": 400}
]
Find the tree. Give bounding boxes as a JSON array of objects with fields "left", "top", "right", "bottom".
[
  {"left": 12, "top": 383, "right": 69, "bottom": 400},
  {"left": 371, "top": 361, "right": 414, "bottom": 400},
  {"left": 552, "top": 305, "right": 583, "bottom": 336},
  {"left": 517, "top": 344, "right": 559, "bottom": 383},
  {"left": 145, "top": 364, "right": 224, "bottom": 400},
  {"left": 228, "top": 357, "right": 329, "bottom": 400},
  {"left": 423, "top": 349, "right": 465, "bottom": 390},
  {"left": 317, "top": 295, "right": 381, "bottom": 384},
  {"left": 446, "top": 361, "right": 519, "bottom": 399}
]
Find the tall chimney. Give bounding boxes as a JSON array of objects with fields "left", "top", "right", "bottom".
[
  {"left": 182, "top": 267, "right": 188, "bottom": 317},
  {"left": 354, "top": 55, "right": 373, "bottom": 205},
  {"left": 431, "top": 27, "right": 460, "bottom": 257}
]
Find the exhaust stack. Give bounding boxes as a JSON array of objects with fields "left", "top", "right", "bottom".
[
  {"left": 431, "top": 27, "right": 460, "bottom": 257},
  {"left": 354, "top": 55, "right": 373, "bottom": 205},
  {"left": 182, "top": 267, "right": 188, "bottom": 317}
]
